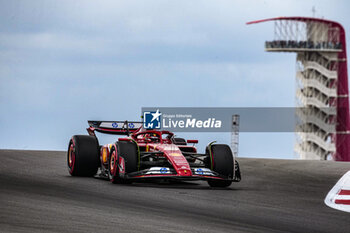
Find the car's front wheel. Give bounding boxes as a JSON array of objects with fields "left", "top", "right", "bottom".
[
  {"left": 109, "top": 140, "right": 139, "bottom": 184},
  {"left": 206, "top": 144, "right": 234, "bottom": 187}
]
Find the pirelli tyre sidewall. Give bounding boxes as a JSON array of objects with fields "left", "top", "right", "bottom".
[
  {"left": 207, "top": 144, "right": 234, "bottom": 187},
  {"left": 67, "top": 135, "right": 100, "bottom": 177},
  {"left": 109, "top": 141, "right": 138, "bottom": 184},
  {"left": 108, "top": 144, "right": 121, "bottom": 184}
]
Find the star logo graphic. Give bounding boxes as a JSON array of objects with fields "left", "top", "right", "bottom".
[
  {"left": 143, "top": 109, "right": 162, "bottom": 129},
  {"left": 150, "top": 109, "right": 162, "bottom": 122}
]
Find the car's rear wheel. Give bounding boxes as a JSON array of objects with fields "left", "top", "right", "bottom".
[
  {"left": 109, "top": 145, "right": 121, "bottom": 183},
  {"left": 206, "top": 144, "right": 233, "bottom": 187},
  {"left": 109, "top": 141, "right": 139, "bottom": 184},
  {"left": 67, "top": 135, "right": 100, "bottom": 176}
]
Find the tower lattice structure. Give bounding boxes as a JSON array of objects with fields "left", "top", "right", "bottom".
[{"left": 248, "top": 17, "right": 350, "bottom": 161}]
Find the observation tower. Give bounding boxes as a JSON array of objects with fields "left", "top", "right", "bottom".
[{"left": 247, "top": 17, "right": 350, "bottom": 161}]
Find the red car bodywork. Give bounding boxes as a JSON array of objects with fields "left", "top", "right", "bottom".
[{"left": 86, "top": 120, "right": 241, "bottom": 182}]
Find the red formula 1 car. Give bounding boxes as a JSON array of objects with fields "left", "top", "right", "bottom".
[{"left": 67, "top": 121, "right": 241, "bottom": 187}]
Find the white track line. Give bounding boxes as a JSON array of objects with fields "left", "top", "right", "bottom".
[{"left": 325, "top": 171, "right": 350, "bottom": 213}]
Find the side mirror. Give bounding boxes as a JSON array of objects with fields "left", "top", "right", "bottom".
[{"left": 187, "top": 139, "right": 198, "bottom": 144}]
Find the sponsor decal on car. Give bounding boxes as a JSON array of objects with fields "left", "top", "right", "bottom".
[
  {"left": 193, "top": 168, "right": 214, "bottom": 176},
  {"left": 196, "top": 168, "right": 204, "bottom": 175},
  {"left": 160, "top": 168, "right": 168, "bottom": 174},
  {"left": 146, "top": 167, "right": 171, "bottom": 175}
]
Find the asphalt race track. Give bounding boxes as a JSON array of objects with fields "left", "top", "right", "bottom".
[{"left": 1, "top": 150, "right": 350, "bottom": 233}]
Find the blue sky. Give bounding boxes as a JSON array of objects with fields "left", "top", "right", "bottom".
[{"left": 1, "top": 0, "right": 349, "bottom": 158}]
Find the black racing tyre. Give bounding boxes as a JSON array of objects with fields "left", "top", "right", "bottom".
[
  {"left": 67, "top": 135, "right": 100, "bottom": 176},
  {"left": 206, "top": 144, "right": 233, "bottom": 187},
  {"left": 109, "top": 141, "right": 139, "bottom": 184},
  {"left": 207, "top": 179, "right": 232, "bottom": 188},
  {"left": 118, "top": 141, "right": 139, "bottom": 173},
  {"left": 108, "top": 145, "right": 121, "bottom": 184}
]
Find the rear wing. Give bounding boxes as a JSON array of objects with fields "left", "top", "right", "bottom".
[{"left": 87, "top": 120, "right": 143, "bottom": 136}]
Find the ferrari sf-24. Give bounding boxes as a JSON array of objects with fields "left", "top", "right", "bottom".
[{"left": 67, "top": 121, "right": 241, "bottom": 187}]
